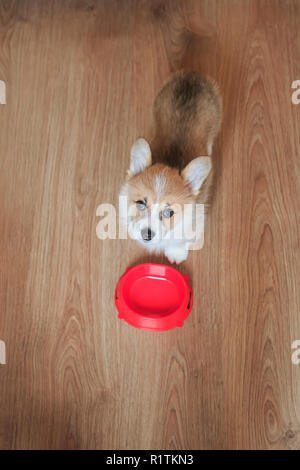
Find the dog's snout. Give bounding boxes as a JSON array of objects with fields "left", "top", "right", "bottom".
[{"left": 141, "top": 227, "right": 155, "bottom": 241}]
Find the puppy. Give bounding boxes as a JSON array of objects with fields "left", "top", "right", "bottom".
[{"left": 119, "top": 71, "right": 222, "bottom": 264}]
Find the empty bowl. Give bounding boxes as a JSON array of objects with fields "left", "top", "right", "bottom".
[{"left": 115, "top": 263, "right": 193, "bottom": 331}]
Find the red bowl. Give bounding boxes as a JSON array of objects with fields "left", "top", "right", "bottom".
[{"left": 115, "top": 263, "right": 193, "bottom": 331}]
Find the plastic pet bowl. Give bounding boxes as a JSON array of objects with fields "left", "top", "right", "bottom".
[{"left": 115, "top": 263, "right": 193, "bottom": 331}]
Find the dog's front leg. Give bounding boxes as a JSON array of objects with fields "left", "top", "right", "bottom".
[{"left": 164, "top": 244, "right": 189, "bottom": 264}]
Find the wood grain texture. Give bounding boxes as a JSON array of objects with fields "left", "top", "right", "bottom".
[{"left": 0, "top": 0, "right": 300, "bottom": 450}]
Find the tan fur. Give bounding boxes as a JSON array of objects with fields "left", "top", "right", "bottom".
[
  {"left": 152, "top": 71, "right": 221, "bottom": 158},
  {"left": 127, "top": 165, "right": 194, "bottom": 231},
  {"left": 120, "top": 70, "right": 222, "bottom": 263},
  {"left": 130, "top": 71, "right": 222, "bottom": 206}
]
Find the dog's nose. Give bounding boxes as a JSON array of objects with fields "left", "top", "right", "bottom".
[{"left": 141, "top": 227, "right": 155, "bottom": 241}]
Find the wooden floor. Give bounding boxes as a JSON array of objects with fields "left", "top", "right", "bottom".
[{"left": 0, "top": 0, "right": 300, "bottom": 450}]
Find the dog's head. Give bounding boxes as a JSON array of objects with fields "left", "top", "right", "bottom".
[{"left": 119, "top": 138, "right": 211, "bottom": 247}]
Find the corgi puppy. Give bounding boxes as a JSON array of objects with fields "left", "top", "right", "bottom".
[{"left": 119, "top": 71, "right": 222, "bottom": 264}]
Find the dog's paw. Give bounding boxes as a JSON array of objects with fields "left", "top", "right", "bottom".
[{"left": 165, "top": 246, "right": 188, "bottom": 264}]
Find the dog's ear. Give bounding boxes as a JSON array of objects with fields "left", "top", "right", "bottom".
[
  {"left": 128, "top": 138, "right": 152, "bottom": 177},
  {"left": 182, "top": 157, "right": 212, "bottom": 195}
]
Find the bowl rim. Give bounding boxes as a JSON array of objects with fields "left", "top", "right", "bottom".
[{"left": 115, "top": 263, "right": 193, "bottom": 331}]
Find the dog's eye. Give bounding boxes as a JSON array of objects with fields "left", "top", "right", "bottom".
[
  {"left": 162, "top": 207, "right": 174, "bottom": 218},
  {"left": 136, "top": 200, "right": 146, "bottom": 211}
]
